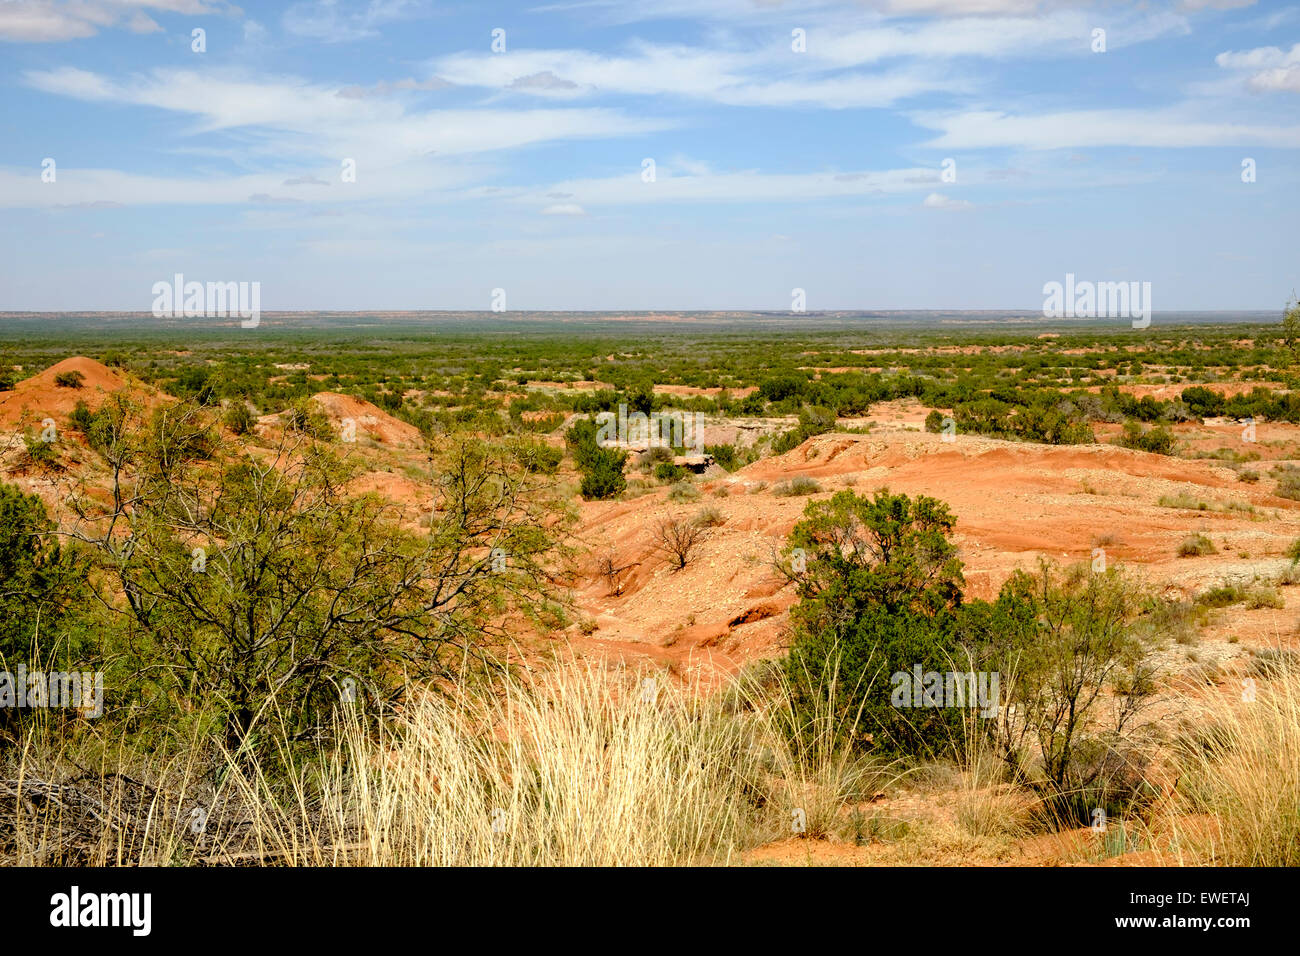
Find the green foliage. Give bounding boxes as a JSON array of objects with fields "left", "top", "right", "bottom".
[
  {"left": 758, "top": 374, "right": 807, "bottom": 404},
  {"left": 993, "top": 562, "right": 1149, "bottom": 822},
  {"left": 171, "top": 365, "right": 218, "bottom": 404},
  {"left": 786, "top": 489, "right": 965, "bottom": 619},
  {"left": 1177, "top": 533, "right": 1217, "bottom": 557},
  {"left": 782, "top": 490, "right": 971, "bottom": 756},
  {"left": 951, "top": 396, "right": 1094, "bottom": 445},
  {"left": 223, "top": 401, "right": 257, "bottom": 436},
  {"left": 773, "top": 476, "right": 821, "bottom": 497},
  {"left": 67, "top": 399, "right": 96, "bottom": 434},
  {"left": 284, "top": 399, "right": 333, "bottom": 440},
  {"left": 654, "top": 462, "right": 686, "bottom": 482},
  {"left": 704, "top": 443, "right": 739, "bottom": 471},
  {"left": 512, "top": 440, "right": 563, "bottom": 474},
  {"left": 1282, "top": 296, "right": 1300, "bottom": 356},
  {"left": 566, "top": 419, "right": 627, "bottom": 500},
  {"left": 1197, "top": 583, "right": 1246, "bottom": 608},
  {"left": 578, "top": 453, "right": 626, "bottom": 500},
  {"left": 781, "top": 487, "right": 1152, "bottom": 819},
  {"left": 1180, "top": 386, "right": 1224, "bottom": 419},
  {"left": 22, "top": 429, "right": 58, "bottom": 468},
  {"left": 1119, "top": 421, "right": 1176, "bottom": 455},
  {"left": 0, "top": 482, "right": 88, "bottom": 668},
  {"left": 53, "top": 370, "right": 85, "bottom": 389},
  {"left": 75, "top": 417, "right": 566, "bottom": 747},
  {"left": 772, "top": 405, "right": 837, "bottom": 454}
]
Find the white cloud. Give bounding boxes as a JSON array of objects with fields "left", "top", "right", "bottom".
[
  {"left": 1216, "top": 43, "right": 1300, "bottom": 94},
  {"left": 876, "top": 0, "right": 1042, "bottom": 12},
  {"left": 0, "top": 0, "right": 228, "bottom": 42},
  {"left": 1179, "top": 0, "right": 1256, "bottom": 9},
  {"left": 915, "top": 107, "right": 1300, "bottom": 148},
  {"left": 336, "top": 77, "right": 454, "bottom": 98},
  {"left": 430, "top": 10, "right": 1186, "bottom": 110},
  {"left": 817, "top": 11, "right": 1186, "bottom": 65},
  {"left": 1215, "top": 43, "right": 1299, "bottom": 70},
  {"left": 22, "top": 67, "right": 669, "bottom": 165},
  {"left": 126, "top": 12, "right": 162, "bottom": 34},
  {"left": 0, "top": 162, "right": 479, "bottom": 209},
  {"left": 433, "top": 45, "right": 961, "bottom": 109},
  {"left": 540, "top": 203, "right": 587, "bottom": 215},
  {"left": 7, "top": 63, "right": 674, "bottom": 209},
  {"left": 1247, "top": 67, "right": 1300, "bottom": 92},
  {"left": 510, "top": 71, "right": 582, "bottom": 93},
  {"left": 282, "top": 0, "right": 427, "bottom": 43},
  {"left": 922, "top": 191, "right": 971, "bottom": 209},
  {"left": 513, "top": 162, "right": 953, "bottom": 208}
]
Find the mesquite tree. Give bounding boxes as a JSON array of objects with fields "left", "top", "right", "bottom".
[{"left": 62, "top": 396, "right": 568, "bottom": 746}]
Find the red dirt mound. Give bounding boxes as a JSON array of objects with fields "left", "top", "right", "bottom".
[
  {"left": 307, "top": 392, "right": 423, "bottom": 448},
  {"left": 565, "top": 429, "right": 1300, "bottom": 680},
  {"left": 0, "top": 357, "right": 133, "bottom": 429}
]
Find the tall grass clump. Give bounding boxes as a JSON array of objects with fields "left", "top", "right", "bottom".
[
  {"left": 316, "top": 665, "right": 758, "bottom": 866},
  {"left": 4, "top": 661, "right": 890, "bottom": 866},
  {"left": 1172, "top": 658, "right": 1300, "bottom": 865},
  {"left": 730, "top": 659, "right": 897, "bottom": 842}
]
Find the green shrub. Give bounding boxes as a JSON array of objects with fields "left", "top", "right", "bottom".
[
  {"left": 774, "top": 476, "right": 821, "bottom": 497},
  {"left": 1197, "top": 583, "right": 1246, "bottom": 608},
  {"left": 1277, "top": 472, "right": 1300, "bottom": 501},
  {"left": 0, "top": 481, "right": 88, "bottom": 669},
  {"left": 53, "top": 370, "right": 85, "bottom": 389},
  {"left": 1245, "top": 586, "right": 1284, "bottom": 610},
  {"left": 782, "top": 489, "right": 973, "bottom": 758},
  {"left": 224, "top": 401, "right": 257, "bottom": 436},
  {"left": 655, "top": 462, "right": 687, "bottom": 482},
  {"left": 284, "top": 400, "right": 333, "bottom": 440},
  {"left": 667, "top": 481, "right": 699, "bottom": 502},
  {"left": 67, "top": 399, "right": 96, "bottom": 433},
  {"left": 1180, "top": 386, "right": 1225, "bottom": 419},
  {"left": 566, "top": 419, "right": 628, "bottom": 500},
  {"left": 704, "top": 443, "right": 740, "bottom": 471},
  {"left": 22, "top": 429, "right": 58, "bottom": 467},
  {"left": 772, "top": 405, "right": 837, "bottom": 454},
  {"left": 695, "top": 505, "right": 725, "bottom": 528},
  {"left": 1177, "top": 534, "right": 1217, "bottom": 557},
  {"left": 1120, "top": 421, "right": 1176, "bottom": 455},
  {"left": 579, "top": 452, "right": 627, "bottom": 500},
  {"left": 513, "top": 440, "right": 563, "bottom": 474},
  {"left": 995, "top": 561, "right": 1150, "bottom": 824}
]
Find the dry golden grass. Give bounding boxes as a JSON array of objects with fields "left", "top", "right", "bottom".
[
  {"left": 1170, "top": 657, "right": 1300, "bottom": 866},
  {"left": 3, "top": 660, "right": 891, "bottom": 866},
  {"left": 6, "top": 653, "right": 1298, "bottom": 867}
]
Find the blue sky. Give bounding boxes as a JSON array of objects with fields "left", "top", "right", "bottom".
[{"left": 1, "top": 0, "right": 1297, "bottom": 311}]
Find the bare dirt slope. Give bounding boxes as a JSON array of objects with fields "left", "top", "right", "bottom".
[
  {"left": 256, "top": 391, "right": 423, "bottom": 449},
  {"left": 307, "top": 392, "right": 423, "bottom": 448},
  {"left": 567, "top": 430, "right": 1300, "bottom": 680},
  {"left": 0, "top": 357, "right": 132, "bottom": 428}
]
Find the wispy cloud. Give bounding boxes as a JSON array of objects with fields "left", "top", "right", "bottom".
[
  {"left": 282, "top": 0, "right": 428, "bottom": 43},
  {"left": 0, "top": 0, "right": 230, "bottom": 43},
  {"left": 22, "top": 67, "right": 671, "bottom": 168},
  {"left": 915, "top": 107, "right": 1300, "bottom": 149},
  {"left": 1217, "top": 42, "right": 1300, "bottom": 93}
]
